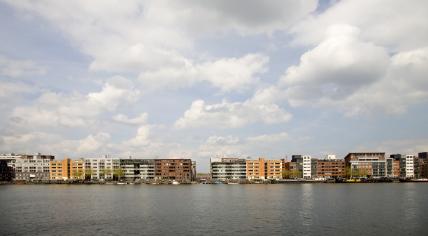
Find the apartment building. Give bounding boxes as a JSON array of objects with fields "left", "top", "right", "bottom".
[
  {"left": 50, "top": 158, "right": 85, "bottom": 180},
  {"left": 154, "top": 159, "right": 194, "bottom": 182},
  {"left": 246, "top": 158, "right": 266, "bottom": 180},
  {"left": 387, "top": 155, "right": 401, "bottom": 178},
  {"left": 84, "top": 157, "right": 120, "bottom": 180},
  {"left": 120, "top": 158, "right": 155, "bottom": 181},
  {"left": 303, "top": 155, "right": 312, "bottom": 179},
  {"left": 246, "top": 158, "right": 283, "bottom": 180},
  {"left": 266, "top": 159, "right": 283, "bottom": 180},
  {"left": 400, "top": 155, "right": 416, "bottom": 178},
  {"left": 50, "top": 158, "right": 71, "bottom": 180},
  {"left": 70, "top": 159, "right": 85, "bottom": 180},
  {"left": 345, "top": 152, "right": 386, "bottom": 178},
  {"left": 211, "top": 158, "right": 246, "bottom": 181},
  {"left": 13, "top": 154, "right": 54, "bottom": 181},
  {"left": 316, "top": 159, "right": 346, "bottom": 179}
]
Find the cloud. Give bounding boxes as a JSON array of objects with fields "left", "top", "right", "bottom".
[
  {"left": 281, "top": 24, "right": 390, "bottom": 107},
  {"left": 0, "top": 131, "right": 112, "bottom": 156},
  {"left": 206, "top": 135, "right": 240, "bottom": 145},
  {"left": 198, "top": 135, "right": 243, "bottom": 158},
  {"left": 112, "top": 113, "right": 148, "bottom": 125},
  {"left": 247, "top": 132, "right": 288, "bottom": 143},
  {"left": 0, "top": 55, "right": 46, "bottom": 78},
  {"left": 175, "top": 95, "right": 291, "bottom": 129},
  {"left": 10, "top": 78, "right": 140, "bottom": 127},
  {"left": 4, "top": 0, "right": 314, "bottom": 91},
  {"left": 196, "top": 131, "right": 289, "bottom": 159},
  {"left": 291, "top": 0, "right": 428, "bottom": 51},
  {"left": 139, "top": 53, "right": 269, "bottom": 92},
  {"left": 0, "top": 81, "right": 33, "bottom": 98},
  {"left": 77, "top": 132, "right": 111, "bottom": 153},
  {"left": 153, "top": 0, "right": 318, "bottom": 35}
]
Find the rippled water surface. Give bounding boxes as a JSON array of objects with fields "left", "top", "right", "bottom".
[{"left": 1, "top": 184, "right": 427, "bottom": 235}]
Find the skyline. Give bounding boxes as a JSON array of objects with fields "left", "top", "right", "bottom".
[{"left": 1, "top": 0, "right": 428, "bottom": 172}]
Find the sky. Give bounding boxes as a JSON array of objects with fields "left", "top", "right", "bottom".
[{"left": 0, "top": 0, "right": 428, "bottom": 172}]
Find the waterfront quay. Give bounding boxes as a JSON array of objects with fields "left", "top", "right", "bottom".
[{"left": 1, "top": 152, "right": 428, "bottom": 184}]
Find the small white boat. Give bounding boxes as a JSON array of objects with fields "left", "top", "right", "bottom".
[{"left": 171, "top": 180, "right": 180, "bottom": 185}]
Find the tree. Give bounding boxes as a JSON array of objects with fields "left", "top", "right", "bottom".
[
  {"left": 290, "top": 170, "right": 302, "bottom": 179},
  {"left": 84, "top": 168, "right": 94, "bottom": 180},
  {"left": 73, "top": 169, "right": 84, "bottom": 180},
  {"left": 282, "top": 169, "right": 291, "bottom": 179},
  {"left": 113, "top": 168, "right": 125, "bottom": 181}
]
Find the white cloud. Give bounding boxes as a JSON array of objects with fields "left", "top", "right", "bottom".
[
  {"left": 77, "top": 132, "right": 111, "bottom": 153},
  {"left": 0, "top": 131, "right": 112, "bottom": 156},
  {"left": 4, "top": 0, "right": 314, "bottom": 91},
  {"left": 198, "top": 135, "right": 243, "bottom": 158},
  {"left": 112, "top": 113, "right": 148, "bottom": 125},
  {"left": 247, "top": 132, "right": 288, "bottom": 143},
  {"left": 0, "top": 55, "right": 46, "bottom": 78},
  {"left": 281, "top": 24, "right": 390, "bottom": 107},
  {"left": 291, "top": 0, "right": 428, "bottom": 51},
  {"left": 139, "top": 53, "right": 269, "bottom": 92},
  {"left": 175, "top": 95, "right": 291, "bottom": 129},
  {"left": 125, "top": 125, "right": 151, "bottom": 147},
  {"left": 278, "top": 0, "right": 428, "bottom": 116},
  {"left": 10, "top": 78, "right": 140, "bottom": 127},
  {"left": 206, "top": 135, "right": 240, "bottom": 146}
]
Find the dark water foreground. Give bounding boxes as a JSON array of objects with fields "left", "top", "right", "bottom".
[{"left": 1, "top": 184, "right": 427, "bottom": 236}]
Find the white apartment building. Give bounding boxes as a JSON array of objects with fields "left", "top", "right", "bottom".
[
  {"left": 401, "top": 155, "right": 415, "bottom": 178},
  {"left": 303, "top": 155, "right": 312, "bottom": 179},
  {"left": 84, "top": 157, "right": 120, "bottom": 180},
  {"left": 0, "top": 153, "right": 54, "bottom": 181}
]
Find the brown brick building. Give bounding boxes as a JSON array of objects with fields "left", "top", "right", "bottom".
[
  {"left": 154, "top": 159, "right": 195, "bottom": 182},
  {"left": 316, "top": 159, "right": 346, "bottom": 178}
]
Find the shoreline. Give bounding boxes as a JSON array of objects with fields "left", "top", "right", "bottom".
[{"left": 1, "top": 179, "right": 428, "bottom": 185}]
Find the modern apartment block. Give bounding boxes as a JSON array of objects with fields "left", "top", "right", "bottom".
[
  {"left": 211, "top": 158, "right": 246, "bottom": 181},
  {"left": 70, "top": 159, "right": 85, "bottom": 180},
  {"left": 246, "top": 158, "right": 283, "bottom": 180},
  {"left": 344, "top": 152, "right": 386, "bottom": 178},
  {"left": 386, "top": 156, "right": 401, "bottom": 178},
  {"left": 50, "top": 158, "right": 85, "bottom": 180},
  {"left": 316, "top": 159, "right": 346, "bottom": 179},
  {"left": 418, "top": 152, "right": 428, "bottom": 178},
  {"left": 302, "top": 155, "right": 312, "bottom": 179},
  {"left": 246, "top": 158, "right": 265, "bottom": 180},
  {"left": 154, "top": 159, "right": 195, "bottom": 182},
  {"left": 84, "top": 157, "right": 120, "bottom": 180},
  {"left": 13, "top": 154, "right": 54, "bottom": 181},
  {"left": 400, "top": 155, "right": 416, "bottom": 178},
  {"left": 120, "top": 159, "right": 155, "bottom": 181},
  {"left": 50, "top": 159, "right": 71, "bottom": 180},
  {"left": 266, "top": 159, "right": 283, "bottom": 180}
]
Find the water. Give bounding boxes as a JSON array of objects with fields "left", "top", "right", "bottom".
[{"left": 0, "top": 184, "right": 427, "bottom": 236}]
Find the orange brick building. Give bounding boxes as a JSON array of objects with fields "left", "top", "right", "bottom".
[
  {"left": 50, "top": 158, "right": 85, "bottom": 180},
  {"left": 50, "top": 159, "right": 71, "bottom": 180},
  {"left": 246, "top": 158, "right": 283, "bottom": 180}
]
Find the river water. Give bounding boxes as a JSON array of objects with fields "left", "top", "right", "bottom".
[{"left": 1, "top": 183, "right": 427, "bottom": 235}]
